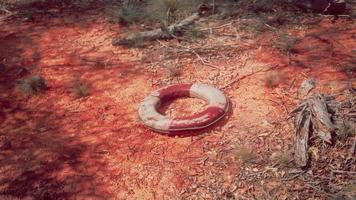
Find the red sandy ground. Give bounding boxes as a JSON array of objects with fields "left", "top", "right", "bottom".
[{"left": 0, "top": 2, "right": 355, "bottom": 200}]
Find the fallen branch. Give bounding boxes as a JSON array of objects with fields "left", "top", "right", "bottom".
[
  {"left": 112, "top": 13, "right": 200, "bottom": 46},
  {"left": 331, "top": 170, "right": 356, "bottom": 175},
  {"left": 0, "top": 5, "right": 16, "bottom": 22}
]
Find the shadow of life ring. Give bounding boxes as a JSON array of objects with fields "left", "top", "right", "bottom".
[{"left": 138, "top": 83, "right": 229, "bottom": 134}]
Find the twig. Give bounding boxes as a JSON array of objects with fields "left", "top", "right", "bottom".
[
  {"left": 199, "top": 22, "right": 233, "bottom": 31},
  {"left": 220, "top": 64, "right": 278, "bottom": 89},
  {"left": 331, "top": 170, "right": 356, "bottom": 175},
  {"left": 0, "top": 6, "right": 13, "bottom": 14},
  {"left": 280, "top": 172, "right": 303, "bottom": 181},
  {"left": 264, "top": 23, "right": 277, "bottom": 30},
  {"left": 319, "top": 14, "right": 351, "bottom": 17},
  {"left": 305, "top": 183, "right": 338, "bottom": 199},
  {"left": 0, "top": 15, "right": 11, "bottom": 21},
  {"left": 348, "top": 138, "right": 356, "bottom": 156},
  {"left": 0, "top": 6, "right": 15, "bottom": 22}
]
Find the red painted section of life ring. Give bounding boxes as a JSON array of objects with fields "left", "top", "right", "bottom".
[
  {"left": 158, "top": 84, "right": 192, "bottom": 103},
  {"left": 169, "top": 106, "right": 226, "bottom": 131},
  {"left": 138, "top": 83, "right": 229, "bottom": 134}
]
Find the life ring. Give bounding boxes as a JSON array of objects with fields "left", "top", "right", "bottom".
[{"left": 138, "top": 83, "right": 229, "bottom": 134}]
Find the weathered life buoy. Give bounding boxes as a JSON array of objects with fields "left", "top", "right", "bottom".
[{"left": 138, "top": 83, "right": 229, "bottom": 134}]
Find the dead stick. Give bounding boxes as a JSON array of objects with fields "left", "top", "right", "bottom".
[{"left": 220, "top": 65, "right": 278, "bottom": 89}]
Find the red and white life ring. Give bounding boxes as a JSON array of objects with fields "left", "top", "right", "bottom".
[{"left": 138, "top": 83, "right": 229, "bottom": 134}]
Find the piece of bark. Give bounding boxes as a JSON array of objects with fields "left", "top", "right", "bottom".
[
  {"left": 112, "top": 13, "right": 200, "bottom": 46},
  {"left": 298, "top": 77, "right": 316, "bottom": 98},
  {"left": 310, "top": 95, "right": 335, "bottom": 143},
  {"left": 295, "top": 108, "right": 312, "bottom": 167}
]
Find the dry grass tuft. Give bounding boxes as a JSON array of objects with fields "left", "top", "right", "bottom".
[
  {"left": 18, "top": 75, "right": 46, "bottom": 96},
  {"left": 234, "top": 144, "right": 257, "bottom": 164},
  {"left": 265, "top": 71, "right": 282, "bottom": 88},
  {"left": 270, "top": 151, "right": 293, "bottom": 168},
  {"left": 337, "top": 120, "right": 355, "bottom": 141},
  {"left": 69, "top": 78, "right": 91, "bottom": 98}
]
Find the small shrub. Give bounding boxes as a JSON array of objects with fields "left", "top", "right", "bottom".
[
  {"left": 270, "top": 151, "right": 293, "bottom": 168},
  {"left": 165, "top": 62, "right": 181, "bottom": 78},
  {"left": 181, "top": 25, "right": 206, "bottom": 41},
  {"left": 234, "top": 145, "right": 257, "bottom": 164},
  {"left": 146, "top": 0, "right": 203, "bottom": 24},
  {"left": 274, "top": 34, "right": 298, "bottom": 55},
  {"left": 70, "top": 78, "right": 91, "bottom": 98},
  {"left": 116, "top": 0, "right": 146, "bottom": 25},
  {"left": 337, "top": 120, "right": 355, "bottom": 141},
  {"left": 266, "top": 13, "right": 288, "bottom": 26},
  {"left": 339, "top": 64, "right": 356, "bottom": 77},
  {"left": 265, "top": 71, "right": 281, "bottom": 88},
  {"left": 240, "top": 21, "right": 266, "bottom": 37},
  {"left": 18, "top": 75, "right": 46, "bottom": 96}
]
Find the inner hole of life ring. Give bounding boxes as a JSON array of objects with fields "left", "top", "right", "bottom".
[{"left": 157, "top": 97, "right": 207, "bottom": 118}]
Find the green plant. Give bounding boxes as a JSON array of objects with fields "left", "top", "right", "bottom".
[
  {"left": 18, "top": 75, "right": 46, "bottom": 96},
  {"left": 70, "top": 78, "right": 91, "bottom": 98}
]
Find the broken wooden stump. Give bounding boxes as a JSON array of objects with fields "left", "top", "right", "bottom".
[
  {"left": 290, "top": 87, "right": 355, "bottom": 167},
  {"left": 112, "top": 13, "right": 200, "bottom": 46}
]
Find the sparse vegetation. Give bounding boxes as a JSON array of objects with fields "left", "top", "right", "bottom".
[
  {"left": 234, "top": 144, "right": 257, "bottom": 164},
  {"left": 339, "top": 64, "right": 356, "bottom": 77},
  {"left": 18, "top": 75, "right": 46, "bottom": 96},
  {"left": 240, "top": 21, "right": 266, "bottom": 37},
  {"left": 70, "top": 78, "right": 91, "bottom": 98},
  {"left": 270, "top": 151, "right": 293, "bottom": 168},
  {"left": 146, "top": 0, "right": 202, "bottom": 24},
  {"left": 274, "top": 34, "right": 298, "bottom": 55},
  {"left": 115, "top": 0, "right": 146, "bottom": 25},
  {"left": 265, "top": 71, "right": 281, "bottom": 88},
  {"left": 337, "top": 120, "right": 355, "bottom": 141},
  {"left": 181, "top": 25, "right": 206, "bottom": 41}
]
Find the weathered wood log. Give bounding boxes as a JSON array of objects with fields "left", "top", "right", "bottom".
[
  {"left": 294, "top": 106, "right": 311, "bottom": 167},
  {"left": 292, "top": 94, "right": 336, "bottom": 166},
  {"left": 291, "top": 89, "right": 355, "bottom": 167},
  {"left": 310, "top": 95, "right": 335, "bottom": 143},
  {"left": 112, "top": 13, "right": 200, "bottom": 46}
]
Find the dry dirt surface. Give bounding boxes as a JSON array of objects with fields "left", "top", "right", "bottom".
[{"left": 0, "top": 1, "right": 355, "bottom": 200}]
